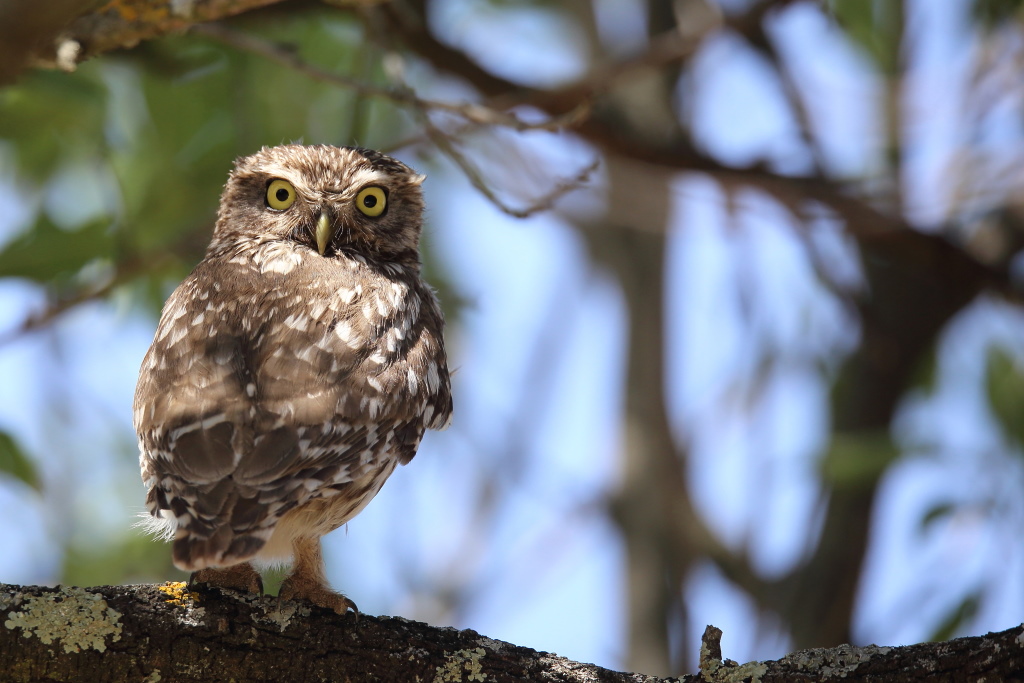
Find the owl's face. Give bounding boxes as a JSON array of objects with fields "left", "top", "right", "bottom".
[{"left": 211, "top": 145, "right": 426, "bottom": 261}]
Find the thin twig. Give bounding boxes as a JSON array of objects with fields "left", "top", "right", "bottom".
[
  {"left": 195, "top": 21, "right": 599, "bottom": 216},
  {"left": 0, "top": 281, "right": 116, "bottom": 348},
  {"left": 192, "top": 22, "right": 589, "bottom": 133},
  {"left": 417, "top": 105, "right": 599, "bottom": 219},
  {"left": 0, "top": 251, "right": 179, "bottom": 349}
]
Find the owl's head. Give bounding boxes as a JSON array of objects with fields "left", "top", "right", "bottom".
[{"left": 211, "top": 144, "right": 426, "bottom": 262}]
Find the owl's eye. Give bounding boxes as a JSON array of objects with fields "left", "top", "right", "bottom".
[
  {"left": 356, "top": 186, "right": 387, "bottom": 217},
  {"left": 266, "top": 179, "right": 297, "bottom": 210}
]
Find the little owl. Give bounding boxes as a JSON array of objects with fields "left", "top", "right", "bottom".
[{"left": 134, "top": 144, "right": 452, "bottom": 613}]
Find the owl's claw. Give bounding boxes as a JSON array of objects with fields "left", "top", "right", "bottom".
[
  {"left": 279, "top": 574, "right": 358, "bottom": 615},
  {"left": 190, "top": 562, "right": 264, "bottom": 595}
]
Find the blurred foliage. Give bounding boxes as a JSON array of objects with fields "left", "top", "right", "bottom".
[
  {"left": 0, "top": 216, "right": 115, "bottom": 283},
  {"left": 260, "top": 566, "right": 289, "bottom": 597},
  {"left": 973, "top": 0, "right": 1024, "bottom": 25},
  {"left": 62, "top": 534, "right": 187, "bottom": 588},
  {"left": 0, "top": 70, "right": 108, "bottom": 181},
  {"left": 0, "top": 8, "right": 411, "bottom": 290},
  {"left": 928, "top": 590, "right": 983, "bottom": 644},
  {"left": 827, "top": 0, "right": 903, "bottom": 74},
  {"left": 908, "top": 346, "right": 940, "bottom": 396},
  {"left": 985, "top": 347, "right": 1024, "bottom": 449},
  {"left": 0, "top": 430, "right": 39, "bottom": 491},
  {"left": 820, "top": 431, "right": 899, "bottom": 489},
  {"left": 919, "top": 501, "right": 956, "bottom": 533}
]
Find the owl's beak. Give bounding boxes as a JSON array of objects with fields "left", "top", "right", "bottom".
[{"left": 315, "top": 211, "right": 335, "bottom": 255}]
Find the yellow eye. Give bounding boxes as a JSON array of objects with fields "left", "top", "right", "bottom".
[
  {"left": 356, "top": 186, "right": 387, "bottom": 217},
  {"left": 266, "top": 179, "right": 296, "bottom": 210}
]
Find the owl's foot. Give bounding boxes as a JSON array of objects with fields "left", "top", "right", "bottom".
[
  {"left": 190, "top": 562, "right": 264, "bottom": 595},
  {"left": 279, "top": 572, "right": 357, "bottom": 615},
  {"left": 279, "top": 535, "right": 357, "bottom": 615}
]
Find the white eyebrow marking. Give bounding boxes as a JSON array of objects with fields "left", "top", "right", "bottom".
[{"left": 346, "top": 169, "right": 389, "bottom": 190}]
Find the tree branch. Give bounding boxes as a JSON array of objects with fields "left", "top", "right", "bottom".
[
  {"left": 2, "top": 583, "right": 1021, "bottom": 682},
  {"left": 42, "top": 0, "right": 288, "bottom": 68},
  {"left": 378, "top": 0, "right": 1022, "bottom": 306},
  {"left": 23, "top": 0, "right": 1022, "bottom": 307},
  {"left": 191, "top": 22, "right": 589, "bottom": 133}
]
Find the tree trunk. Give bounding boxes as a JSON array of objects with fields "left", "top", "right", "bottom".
[{"left": 597, "top": 157, "right": 688, "bottom": 677}]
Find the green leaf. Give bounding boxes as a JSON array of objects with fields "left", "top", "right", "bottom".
[
  {"left": 985, "top": 347, "right": 1024, "bottom": 447},
  {"left": 259, "top": 565, "right": 289, "bottom": 597},
  {"left": 62, "top": 533, "right": 186, "bottom": 587},
  {"left": 928, "top": 590, "right": 982, "bottom": 643},
  {"left": 0, "top": 215, "right": 115, "bottom": 282},
  {"left": 909, "top": 344, "right": 940, "bottom": 395},
  {"left": 820, "top": 431, "right": 899, "bottom": 489},
  {"left": 919, "top": 502, "right": 955, "bottom": 534},
  {"left": 0, "top": 68, "right": 108, "bottom": 180},
  {"left": 827, "top": 0, "right": 903, "bottom": 74},
  {"left": 0, "top": 430, "right": 40, "bottom": 491},
  {"left": 973, "top": 0, "right": 1024, "bottom": 27}
]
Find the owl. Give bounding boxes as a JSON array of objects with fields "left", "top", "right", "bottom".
[{"left": 133, "top": 144, "right": 452, "bottom": 613}]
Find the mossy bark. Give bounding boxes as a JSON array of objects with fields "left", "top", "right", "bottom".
[{"left": 2, "top": 583, "right": 1022, "bottom": 682}]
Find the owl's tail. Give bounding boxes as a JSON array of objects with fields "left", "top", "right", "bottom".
[
  {"left": 143, "top": 480, "right": 276, "bottom": 571},
  {"left": 172, "top": 529, "right": 268, "bottom": 571}
]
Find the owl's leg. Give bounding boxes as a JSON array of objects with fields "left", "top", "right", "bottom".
[
  {"left": 190, "top": 562, "right": 264, "bottom": 594},
  {"left": 278, "top": 536, "right": 357, "bottom": 615}
]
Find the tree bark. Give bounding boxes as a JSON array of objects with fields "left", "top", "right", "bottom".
[
  {"left": 2, "top": 583, "right": 1022, "bottom": 682},
  {"left": 0, "top": 0, "right": 288, "bottom": 84}
]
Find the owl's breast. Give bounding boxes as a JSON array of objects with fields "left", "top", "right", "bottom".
[
  {"left": 238, "top": 249, "right": 450, "bottom": 431},
  {"left": 135, "top": 244, "right": 450, "bottom": 461}
]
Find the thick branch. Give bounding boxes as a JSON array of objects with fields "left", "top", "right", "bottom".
[
  {"left": 0, "top": 583, "right": 659, "bottom": 683},
  {"left": 22, "top": 0, "right": 287, "bottom": 75},
  {"left": 1, "top": 583, "right": 1022, "bottom": 682},
  {"left": 0, "top": 0, "right": 92, "bottom": 84}
]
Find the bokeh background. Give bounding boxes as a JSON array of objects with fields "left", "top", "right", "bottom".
[{"left": 1, "top": 0, "right": 1024, "bottom": 677}]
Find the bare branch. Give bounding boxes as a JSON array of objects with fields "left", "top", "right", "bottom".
[
  {"left": 417, "top": 109, "right": 599, "bottom": 218},
  {"left": 0, "top": 279, "right": 116, "bottom": 349},
  {"left": 369, "top": 0, "right": 1024, "bottom": 310},
  {"left": 193, "top": 21, "right": 600, "bottom": 216},
  {"left": 192, "top": 23, "right": 589, "bottom": 133},
  {"left": 0, "top": 250, "right": 182, "bottom": 349}
]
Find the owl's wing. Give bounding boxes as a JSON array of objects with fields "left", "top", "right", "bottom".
[
  {"left": 135, "top": 264, "right": 274, "bottom": 567},
  {"left": 135, "top": 257, "right": 450, "bottom": 570}
]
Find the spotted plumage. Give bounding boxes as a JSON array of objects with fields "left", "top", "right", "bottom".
[{"left": 134, "top": 144, "right": 452, "bottom": 612}]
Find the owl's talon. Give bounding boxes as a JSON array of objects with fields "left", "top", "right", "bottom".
[
  {"left": 189, "top": 562, "right": 264, "bottom": 595},
  {"left": 279, "top": 575, "right": 357, "bottom": 615}
]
